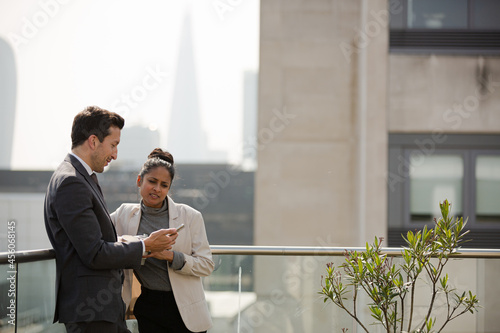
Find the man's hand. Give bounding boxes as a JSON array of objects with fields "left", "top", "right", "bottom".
[{"left": 143, "top": 228, "right": 178, "bottom": 252}]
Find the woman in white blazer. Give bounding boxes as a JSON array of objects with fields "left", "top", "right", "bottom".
[{"left": 111, "top": 148, "right": 214, "bottom": 333}]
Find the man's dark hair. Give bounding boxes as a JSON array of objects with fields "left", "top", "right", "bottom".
[{"left": 71, "top": 106, "right": 125, "bottom": 149}]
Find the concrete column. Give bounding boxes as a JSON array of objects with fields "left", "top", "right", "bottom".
[{"left": 255, "top": 0, "right": 388, "bottom": 248}]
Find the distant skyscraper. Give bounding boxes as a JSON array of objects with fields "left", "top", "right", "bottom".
[
  {"left": 0, "top": 37, "right": 16, "bottom": 170},
  {"left": 242, "top": 70, "right": 258, "bottom": 170},
  {"left": 167, "top": 10, "right": 209, "bottom": 163}
]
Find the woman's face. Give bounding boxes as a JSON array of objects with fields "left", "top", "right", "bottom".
[{"left": 137, "top": 166, "right": 172, "bottom": 208}]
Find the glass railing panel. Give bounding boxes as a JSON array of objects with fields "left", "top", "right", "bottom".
[
  {"left": 476, "top": 257, "right": 500, "bottom": 333},
  {"left": 202, "top": 254, "right": 500, "bottom": 333},
  {"left": 0, "top": 262, "right": 17, "bottom": 332},
  {"left": 16, "top": 259, "right": 65, "bottom": 332},
  {"left": 2, "top": 249, "right": 500, "bottom": 332},
  {"left": 204, "top": 254, "right": 354, "bottom": 332}
]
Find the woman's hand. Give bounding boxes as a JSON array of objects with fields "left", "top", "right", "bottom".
[
  {"left": 145, "top": 249, "right": 174, "bottom": 263},
  {"left": 143, "top": 228, "right": 178, "bottom": 252}
]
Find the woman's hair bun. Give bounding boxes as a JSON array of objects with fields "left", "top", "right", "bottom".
[{"left": 148, "top": 148, "right": 174, "bottom": 164}]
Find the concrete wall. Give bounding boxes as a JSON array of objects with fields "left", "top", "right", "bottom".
[
  {"left": 389, "top": 55, "right": 500, "bottom": 133},
  {"left": 255, "top": 0, "right": 389, "bottom": 247}
]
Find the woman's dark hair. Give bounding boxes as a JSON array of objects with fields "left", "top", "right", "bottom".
[
  {"left": 139, "top": 148, "right": 175, "bottom": 183},
  {"left": 71, "top": 106, "right": 125, "bottom": 149}
]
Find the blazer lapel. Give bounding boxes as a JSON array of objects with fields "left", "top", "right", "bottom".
[
  {"left": 167, "top": 196, "right": 181, "bottom": 252},
  {"left": 66, "top": 154, "right": 117, "bottom": 238},
  {"left": 128, "top": 207, "right": 142, "bottom": 236},
  {"left": 167, "top": 196, "right": 180, "bottom": 228},
  {"left": 67, "top": 154, "right": 108, "bottom": 209}
]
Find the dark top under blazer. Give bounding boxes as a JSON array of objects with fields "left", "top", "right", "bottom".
[{"left": 44, "top": 154, "right": 143, "bottom": 323}]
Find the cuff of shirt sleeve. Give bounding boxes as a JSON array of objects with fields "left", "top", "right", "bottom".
[
  {"left": 170, "top": 251, "right": 186, "bottom": 270},
  {"left": 140, "top": 240, "right": 150, "bottom": 265}
]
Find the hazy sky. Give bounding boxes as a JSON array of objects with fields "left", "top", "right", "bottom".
[{"left": 0, "top": 0, "right": 259, "bottom": 170}]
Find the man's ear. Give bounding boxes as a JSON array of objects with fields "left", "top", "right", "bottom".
[
  {"left": 87, "top": 135, "right": 98, "bottom": 150},
  {"left": 137, "top": 175, "right": 141, "bottom": 187}
]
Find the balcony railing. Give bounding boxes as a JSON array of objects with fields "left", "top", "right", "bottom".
[{"left": 2, "top": 246, "right": 500, "bottom": 332}]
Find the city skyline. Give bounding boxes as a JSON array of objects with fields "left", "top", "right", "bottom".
[
  {"left": 0, "top": 0, "right": 259, "bottom": 170},
  {"left": 166, "top": 10, "right": 226, "bottom": 164},
  {"left": 0, "top": 36, "right": 16, "bottom": 169}
]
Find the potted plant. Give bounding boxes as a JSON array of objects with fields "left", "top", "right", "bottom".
[{"left": 320, "top": 200, "right": 480, "bottom": 332}]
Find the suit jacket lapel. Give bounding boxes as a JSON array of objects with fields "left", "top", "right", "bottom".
[
  {"left": 66, "top": 154, "right": 107, "bottom": 208},
  {"left": 66, "top": 154, "right": 117, "bottom": 238}
]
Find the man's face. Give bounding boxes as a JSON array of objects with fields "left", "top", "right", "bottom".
[{"left": 90, "top": 126, "right": 120, "bottom": 173}]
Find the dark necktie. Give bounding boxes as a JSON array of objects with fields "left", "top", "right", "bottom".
[
  {"left": 90, "top": 173, "right": 115, "bottom": 239},
  {"left": 90, "top": 173, "right": 103, "bottom": 196}
]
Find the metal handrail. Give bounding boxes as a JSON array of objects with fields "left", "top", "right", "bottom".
[
  {"left": 0, "top": 248, "right": 55, "bottom": 264},
  {"left": 210, "top": 245, "right": 500, "bottom": 258},
  {"left": 2, "top": 246, "right": 500, "bottom": 264}
]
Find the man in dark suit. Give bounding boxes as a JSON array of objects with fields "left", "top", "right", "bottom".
[{"left": 44, "top": 106, "right": 177, "bottom": 333}]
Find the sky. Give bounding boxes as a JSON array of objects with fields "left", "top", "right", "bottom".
[{"left": 0, "top": 0, "right": 259, "bottom": 170}]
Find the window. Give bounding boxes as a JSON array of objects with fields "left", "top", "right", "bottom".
[
  {"left": 389, "top": 0, "right": 500, "bottom": 54},
  {"left": 475, "top": 154, "right": 500, "bottom": 224},
  {"left": 388, "top": 134, "right": 500, "bottom": 248},
  {"left": 407, "top": 0, "right": 468, "bottom": 29},
  {"left": 409, "top": 153, "right": 464, "bottom": 223}
]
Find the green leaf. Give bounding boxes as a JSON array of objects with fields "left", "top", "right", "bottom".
[
  {"left": 440, "top": 274, "right": 448, "bottom": 289},
  {"left": 427, "top": 317, "right": 434, "bottom": 331}
]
